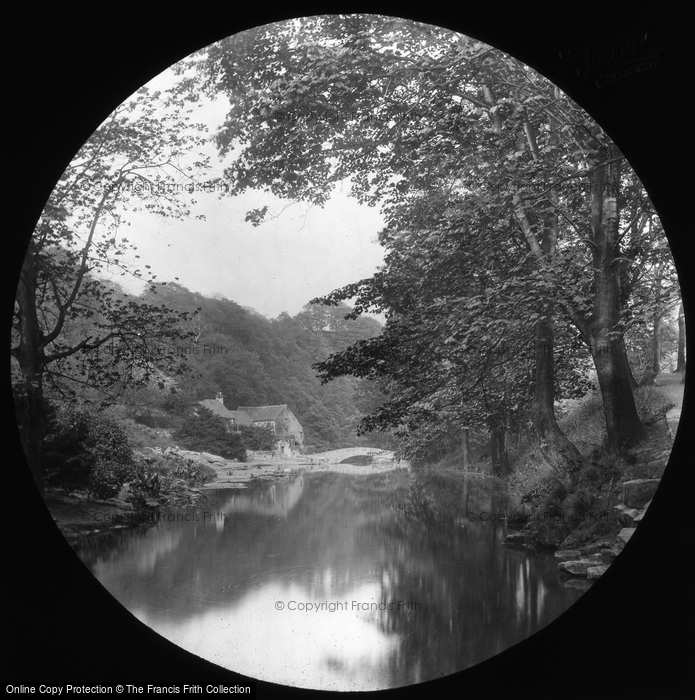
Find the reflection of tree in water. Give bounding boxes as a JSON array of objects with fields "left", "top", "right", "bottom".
[
  {"left": 363, "top": 473, "right": 571, "bottom": 684},
  {"left": 81, "top": 472, "right": 411, "bottom": 618},
  {"left": 79, "top": 470, "right": 585, "bottom": 687}
]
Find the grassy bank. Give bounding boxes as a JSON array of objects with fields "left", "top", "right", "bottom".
[{"left": 428, "top": 375, "right": 682, "bottom": 551}]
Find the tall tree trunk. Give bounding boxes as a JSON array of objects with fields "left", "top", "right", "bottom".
[
  {"left": 530, "top": 160, "right": 583, "bottom": 472},
  {"left": 515, "top": 111, "right": 582, "bottom": 472},
  {"left": 676, "top": 302, "right": 686, "bottom": 373},
  {"left": 651, "top": 312, "right": 661, "bottom": 376},
  {"left": 490, "top": 425, "right": 510, "bottom": 477},
  {"left": 585, "top": 151, "right": 645, "bottom": 448},
  {"left": 533, "top": 319, "right": 584, "bottom": 471},
  {"left": 461, "top": 427, "right": 472, "bottom": 470},
  {"left": 623, "top": 348, "right": 639, "bottom": 390},
  {"left": 12, "top": 241, "right": 47, "bottom": 494}
]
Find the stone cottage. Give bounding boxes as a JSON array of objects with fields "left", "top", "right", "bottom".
[
  {"left": 198, "top": 395, "right": 304, "bottom": 459},
  {"left": 237, "top": 404, "right": 304, "bottom": 456},
  {"left": 198, "top": 393, "right": 253, "bottom": 430}
]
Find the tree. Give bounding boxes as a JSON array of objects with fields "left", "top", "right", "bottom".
[
  {"left": 183, "top": 15, "right": 669, "bottom": 454},
  {"left": 676, "top": 302, "right": 686, "bottom": 374},
  {"left": 12, "top": 85, "right": 210, "bottom": 492}
]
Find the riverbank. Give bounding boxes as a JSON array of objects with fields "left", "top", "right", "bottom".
[
  {"left": 502, "top": 372, "right": 683, "bottom": 580},
  {"left": 45, "top": 449, "right": 407, "bottom": 542},
  {"left": 198, "top": 454, "right": 406, "bottom": 489}
]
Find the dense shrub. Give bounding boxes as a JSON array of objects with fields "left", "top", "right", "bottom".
[
  {"left": 44, "top": 408, "right": 136, "bottom": 498},
  {"left": 132, "top": 411, "right": 175, "bottom": 429}
]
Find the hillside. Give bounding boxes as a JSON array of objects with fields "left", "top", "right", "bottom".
[{"left": 114, "top": 283, "right": 394, "bottom": 453}]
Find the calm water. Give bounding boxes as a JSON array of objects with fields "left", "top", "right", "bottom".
[{"left": 75, "top": 469, "right": 591, "bottom": 691}]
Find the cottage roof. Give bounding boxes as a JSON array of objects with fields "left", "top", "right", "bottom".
[
  {"left": 227, "top": 410, "right": 253, "bottom": 426},
  {"left": 198, "top": 400, "right": 252, "bottom": 426},
  {"left": 237, "top": 404, "right": 289, "bottom": 422}
]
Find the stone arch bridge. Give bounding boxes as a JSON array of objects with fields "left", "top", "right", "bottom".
[{"left": 305, "top": 447, "right": 396, "bottom": 464}]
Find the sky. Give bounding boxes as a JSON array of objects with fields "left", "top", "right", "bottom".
[
  {"left": 110, "top": 182, "right": 386, "bottom": 318},
  {"left": 98, "top": 60, "right": 387, "bottom": 319}
]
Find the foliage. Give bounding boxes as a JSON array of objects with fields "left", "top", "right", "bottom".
[
  {"left": 179, "top": 14, "right": 668, "bottom": 458},
  {"left": 12, "top": 79, "right": 212, "bottom": 489},
  {"left": 13, "top": 84, "right": 210, "bottom": 402},
  {"left": 43, "top": 407, "right": 136, "bottom": 499},
  {"left": 141, "top": 284, "right": 390, "bottom": 451},
  {"left": 173, "top": 406, "right": 275, "bottom": 460}
]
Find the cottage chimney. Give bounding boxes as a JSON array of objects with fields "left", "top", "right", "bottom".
[{"left": 216, "top": 391, "right": 224, "bottom": 405}]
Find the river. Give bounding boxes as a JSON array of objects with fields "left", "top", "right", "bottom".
[{"left": 74, "top": 468, "right": 591, "bottom": 691}]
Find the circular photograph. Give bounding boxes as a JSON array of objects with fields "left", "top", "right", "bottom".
[{"left": 10, "top": 13, "right": 686, "bottom": 694}]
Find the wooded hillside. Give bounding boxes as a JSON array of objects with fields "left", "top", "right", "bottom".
[{"left": 74, "top": 282, "right": 391, "bottom": 453}]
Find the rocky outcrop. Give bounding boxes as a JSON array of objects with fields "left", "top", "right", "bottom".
[{"left": 622, "top": 479, "right": 660, "bottom": 508}]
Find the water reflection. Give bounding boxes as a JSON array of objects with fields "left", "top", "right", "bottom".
[{"left": 76, "top": 471, "right": 590, "bottom": 690}]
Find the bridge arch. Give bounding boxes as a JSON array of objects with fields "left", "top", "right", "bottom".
[{"left": 305, "top": 447, "right": 396, "bottom": 464}]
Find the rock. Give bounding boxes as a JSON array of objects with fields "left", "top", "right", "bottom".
[
  {"left": 622, "top": 479, "right": 660, "bottom": 508},
  {"left": 617, "top": 527, "right": 636, "bottom": 545},
  {"left": 632, "top": 499, "right": 651, "bottom": 525},
  {"left": 587, "top": 565, "right": 610, "bottom": 579},
  {"left": 644, "top": 461, "right": 667, "bottom": 479},
  {"left": 503, "top": 532, "right": 527, "bottom": 546},
  {"left": 558, "top": 556, "right": 604, "bottom": 576},
  {"left": 200, "top": 452, "right": 227, "bottom": 464},
  {"left": 614, "top": 503, "right": 642, "bottom": 526},
  {"left": 600, "top": 547, "right": 623, "bottom": 563},
  {"left": 554, "top": 549, "right": 582, "bottom": 562},
  {"left": 580, "top": 544, "right": 603, "bottom": 556}
]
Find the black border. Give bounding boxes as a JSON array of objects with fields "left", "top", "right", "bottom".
[{"left": 6, "top": 3, "right": 693, "bottom": 699}]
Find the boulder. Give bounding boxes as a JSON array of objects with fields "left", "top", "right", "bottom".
[
  {"left": 621, "top": 479, "right": 660, "bottom": 508},
  {"left": 580, "top": 544, "right": 603, "bottom": 556},
  {"left": 633, "top": 499, "right": 652, "bottom": 525},
  {"left": 644, "top": 461, "right": 667, "bottom": 479},
  {"left": 600, "top": 547, "right": 623, "bottom": 563},
  {"left": 617, "top": 527, "right": 636, "bottom": 545},
  {"left": 200, "top": 452, "right": 227, "bottom": 464},
  {"left": 614, "top": 503, "right": 642, "bottom": 527},
  {"left": 558, "top": 555, "right": 605, "bottom": 576},
  {"left": 587, "top": 565, "right": 610, "bottom": 579},
  {"left": 554, "top": 549, "right": 582, "bottom": 562}
]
